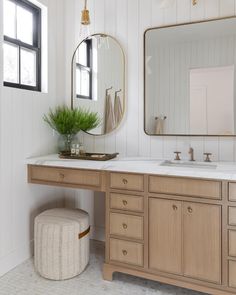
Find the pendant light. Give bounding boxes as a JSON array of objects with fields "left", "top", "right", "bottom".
[{"left": 80, "top": 0, "right": 91, "bottom": 38}]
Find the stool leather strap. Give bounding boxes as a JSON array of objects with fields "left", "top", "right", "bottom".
[{"left": 78, "top": 226, "right": 90, "bottom": 239}]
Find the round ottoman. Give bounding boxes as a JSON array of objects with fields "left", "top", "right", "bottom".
[{"left": 34, "top": 208, "right": 90, "bottom": 280}]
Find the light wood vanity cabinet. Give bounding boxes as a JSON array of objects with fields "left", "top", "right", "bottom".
[
  {"left": 183, "top": 202, "right": 221, "bottom": 284},
  {"left": 149, "top": 198, "right": 221, "bottom": 283},
  {"left": 28, "top": 165, "right": 236, "bottom": 295},
  {"left": 149, "top": 198, "right": 182, "bottom": 275}
]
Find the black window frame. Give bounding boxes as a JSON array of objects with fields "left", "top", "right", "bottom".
[
  {"left": 3, "top": 0, "right": 42, "bottom": 92},
  {"left": 76, "top": 39, "right": 93, "bottom": 100}
]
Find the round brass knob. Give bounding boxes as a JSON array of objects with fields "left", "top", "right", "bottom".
[
  {"left": 122, "top": 250, "right": 128, "bottom": 256},
  {"left": 188, "top": 207, "right": 193, "bottom": 213},
  {"left": 59, "top": 173, "right": 65, "bottom": 179},
  {"left": 122, "top": 179, "right": 128, "bottom": 185},
  {"left": 173, "top": 205, "right": 178, "bottom": 211},
  {"left": 122, "top": 223, "right": 128, "bottom": 230},
  {"left": 123, "top": 200, "right": 128, "bottom": 206}
]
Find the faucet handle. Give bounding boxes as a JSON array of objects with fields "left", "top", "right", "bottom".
[
  {"left": 204, "top": 153, "right": 212, "bottom": 162},
  {"left": 174, "top": 151, "right": 181, "bottom": 161}
]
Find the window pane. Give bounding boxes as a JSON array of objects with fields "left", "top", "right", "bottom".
[
  {"left": 20, "top": 48, "right": 36, "bottom": 86},
  {"left": 4, "top": 0, "right": 16, "bottom": 38},
  {"left": 3, "top": 42, "right": 19, "bottom": 83},
  {"left": 76, "top": 68, "right": 90, "bottom": 97},
  {"left": 77, "top": 42, "right": 88, "bottom": 66},
  {"left": 17, "top": 6, "right": 33, "bottom": 45}
]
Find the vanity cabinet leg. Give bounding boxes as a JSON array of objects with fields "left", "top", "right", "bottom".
[{"left": 103, "top": 264, "right": 114, "bottom": 281}]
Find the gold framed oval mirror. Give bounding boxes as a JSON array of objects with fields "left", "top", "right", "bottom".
[{"left": 71, "top": 33, "right": 125, "bottom": 136}]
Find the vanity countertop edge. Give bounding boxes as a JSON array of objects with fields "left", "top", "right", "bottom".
[{"left": 26, "top": 154, "right": 236, "bottom": 181}]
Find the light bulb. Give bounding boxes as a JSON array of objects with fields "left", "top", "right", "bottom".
[{"left": 80, "top": 24, "right": 91, "bottom": 39}]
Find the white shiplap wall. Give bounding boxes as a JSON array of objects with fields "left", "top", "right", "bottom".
[
  {"left": 0, "top": 0, "right": 65, "bottom": 276},
  {"left": 64, "top": 0, "right": 236, "bottom": 241}
]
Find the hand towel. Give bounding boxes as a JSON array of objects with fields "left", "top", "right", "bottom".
[
  {"left": 104, "top": 94, "right": 115, "bottom": 133},
  {"left": 155, "top": 117, "right": 165, "bottom": 135},
  {"left": 114, "top": 95, "right": 123, "bottom": 126}
]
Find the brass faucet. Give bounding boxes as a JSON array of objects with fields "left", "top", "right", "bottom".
[{"left": 189, "top": 147, "right": 195, "bottom": 162}]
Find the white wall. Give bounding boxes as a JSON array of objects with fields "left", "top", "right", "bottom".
[
  {"left": 63, "top": 0, "right": 236, "bottom": 242},
  {"left": 0, "top": 0, "right": 65, "bottom": 277}
]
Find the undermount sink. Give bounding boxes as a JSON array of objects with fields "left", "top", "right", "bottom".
[{"left": 160, "top": 160, "right": 217, "bottom": 169}]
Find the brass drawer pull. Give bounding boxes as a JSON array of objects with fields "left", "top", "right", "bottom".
[
  {"left": 59, "top": 173, "right": 65, "bottom": 179},
  {"left": 122, "top": 179, "right": 128, "bottom": 185},
  {"left": 122, "top": 200, "right": 128, "bottom": 206},
  {"left": 122, "top": 223, "right": 128, "bottom": 229},
  {"left": 172, "top": 205, "right": 178, "bottom": 211},
  {"left": 122, "top": 250, "right": 128, "bottom": 256},
  {"left": 188, "top": 207, "right": 193, "bottom": 213}
]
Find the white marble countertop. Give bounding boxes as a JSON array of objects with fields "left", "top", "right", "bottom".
[{"left": 26, "top": 154, "right": 236, "bottom": 181}]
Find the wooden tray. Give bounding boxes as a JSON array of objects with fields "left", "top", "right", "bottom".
[{"left": 59, "top": 151, "right": 119, "bottom": 161}]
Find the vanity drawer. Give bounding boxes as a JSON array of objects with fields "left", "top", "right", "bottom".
[
  {"left": 110, "top": 173, "right": 144, "bottom": 192},
  {"left": 29, "top": 165, "right": 101, "bottom": 188},
  {"left": 229, "top": 230, "right": 236, "bottom": 257},
  {"left": 229, "top": 207, "right": 236, "bottom": 226},
  {"left": 110, "top": 238, "right": 143, "bottom": 267},
  {"left": 110, "top": 193, "right": 144, "bottom": 212},
  {"left": 110, "top": 213, "right": 143, "bottom": 240},
  {"left": 229, "top": 261, "right": 236, "bottom": 288},
  {"left": 149, "top": 176, "right": 221, "bottom": 199},
  {"left": 229, "top": 183, "right": 236, "bottom": 201}
]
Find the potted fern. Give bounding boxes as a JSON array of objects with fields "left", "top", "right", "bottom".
[{"left": 43, "top": 106, "right": 100, "bottom": 152}]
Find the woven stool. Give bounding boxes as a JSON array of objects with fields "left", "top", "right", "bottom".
[{"left": 34, "top": 208, "right": 90, "bottom": 280}]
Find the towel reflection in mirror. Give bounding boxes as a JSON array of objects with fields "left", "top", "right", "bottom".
[
  {"left": 104, "top": 88, "right": 123, "bottom": 134},
  {"left": 154, "top": 116, "right": 167, "bottom": 135}
]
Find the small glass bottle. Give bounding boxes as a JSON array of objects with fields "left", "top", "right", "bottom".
[
  {"left": 79, "top": 143, "right": 86, "bottom": 155},
  {"left": 75, "top": 143, "right": 80, "bottom": 156},
  {"left": 71, "top": 143, "right": 76, "bottom": 156}
]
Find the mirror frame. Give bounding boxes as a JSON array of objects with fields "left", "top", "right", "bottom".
[
  {"left": 71, "top": 33, "right": 126, "bottom": 136},
  {"left": 144, "top": 16, "right": 236, "bottom": 137}
]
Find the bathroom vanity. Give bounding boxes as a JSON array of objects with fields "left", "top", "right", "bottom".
[{"left": 27, "top": 155, "right": 236, "bottom": 295}]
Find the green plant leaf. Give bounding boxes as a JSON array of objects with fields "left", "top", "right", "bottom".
[{"left": 43, "top": 105, "right": 101, "bottom": 135}]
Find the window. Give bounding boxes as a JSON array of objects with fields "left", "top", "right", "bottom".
[
  {"left": 3, "top": 0, "right": 41, "bottom": 91},
  {"left": 76, "top": 39, "right": 92, "bottom": 99}
]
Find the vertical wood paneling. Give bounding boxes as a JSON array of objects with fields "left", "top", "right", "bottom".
[
  {"left": 0, "top": 0, "right": 64, "bottom": 274},
  {"left": 190, "top": 0, "right": 205, "bottom": 21},
  {"left": 177, "top": 0, "right": 191, "bottom": 23},
  {"left": 114, "top": 0, "right": 128, "bottom": 156},
  {"left": 138, "top": 0, "right": 152, "bottom": 157},
  {"left": 126, "top": 0, "right": 140, "bottom": 156},
  {"left": 220, "top": 0, "right": 235, "bottom": 16},
  {"left": 205, "top": 0, "right": 220, "bottom": 18}
]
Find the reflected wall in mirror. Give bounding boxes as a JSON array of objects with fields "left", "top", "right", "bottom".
[
  {"left": 71, "top": 34, "right": 125, "bottom": 136},
  {"left": 144, "top": 17, "right": 236, "bottom": 136}
]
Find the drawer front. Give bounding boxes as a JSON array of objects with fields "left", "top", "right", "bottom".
[
  {"left": 149, "top": 176, "right": 221, "bottom": 199},
  {"left": 229, "top": 230, "right": 236, "bottom": 257},
  {"left": 229, "top": 183, "right": 236, "bottom": 201},
  {"left": 110, "top": 238, "right": 143, "bottom": 267},
  {"left": 229, "top": 207, "right": 236, "bottom": 226},
  {"left": 110, "top": 193, "right": 144, "bottom": 212},
  {"left": 110, "top": 213, "right": 143, "bottom": 240},
  {"left": 110, "top": 173, "right": 144, "bottom": 192},
  {"left": 229, "top": 260, "right": 236, "bottom": 288},
  {"left": 30, "top": 166, "right": 101, "bottom": 188}
]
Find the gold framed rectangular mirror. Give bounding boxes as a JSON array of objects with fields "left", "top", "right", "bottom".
[{"left": 144, "top": 16, "right": 236, "bottom": 136}]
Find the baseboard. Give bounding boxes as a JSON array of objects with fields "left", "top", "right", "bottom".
[
  {"left": 0, "top": 240, "right": 34, "bottom": 278},
  {"left": 90, "top": 226, "right": 105, "bottom": 242}
]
